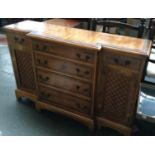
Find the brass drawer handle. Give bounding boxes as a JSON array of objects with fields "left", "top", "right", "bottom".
[
  {"left": 35, "top": 44, "right": 39, "bottom": 50},
  {"left": 113, "top": 58, "right": 131, "bottom": 66},
  {"left": 41, "top": 92, "right": 50, "bottom": 98},
  {"left": 85, "top": 55, "right": 90, "bottom": 61},
  {"left": 14, "top": 37, "right": 24, "bottom": 44},
  {"left": 76, "top": 85, "right": 89, "bottom": 93},
  {"left": 14, "top": 36, "right": 18, "bottom": 42},
  {"left": 19, "top": 38, "right": 25, "bottom": 44},
  {"left": 76, "top": 68, "right": 90, "bottom": 77},
  {"left": 35, "top": 44, "right": 47, "bottom": 51},
  {"left": 85, "top": 70, "right": 90, "bottom": 75},
  {"left": 76, "top": 68, "right": 80, "bottom": 73},
  {"left": 113, "top": 58, "right": 119, "bottom": 64},
  {"left": 76, "top": 53, "right": 81, "bottom": 59},
  {"left": 83, "top": 88, "right": 89, "bottom": 93},
  {"left": 39, "top": 75, "right": 49, "bottom": 82},
  {"left": 83, "top": 106, "right": 88, "bottom": 110},
  {"left": 76, "top": 53, "right": 92, "bottom": 62},
  {"left": 76, "top": 85, "right": 80, "bottom": 90},
  {"left": 76, "top": 68, "right": 85, "bottom": 77},
  {"left": 42, "top": 45, "right": 48, "bottom": 51},
  {"left": 125, "top": 60, "right": 131, "bottom": 66},
  {"left": 37, "top": 59, "right": 48, "bottom": 66}
]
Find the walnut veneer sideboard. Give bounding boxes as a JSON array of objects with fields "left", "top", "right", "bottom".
[{"left": 4, "top": 20, "right": 152, "bottom": 135}]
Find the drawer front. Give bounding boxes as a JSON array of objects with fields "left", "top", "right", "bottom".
[
  {"left": 37, "top": 69, "right": 92, "bottom": 97},
  {"left": 38, "top": 85, "right": 91, "bottom": 115},
  {"left": 104, "top": 53, "right": 142, "bottom": 70},
  {"left": 35, "top": 53, "right": 94, "bottom": 80},
  {"left": 32, "top": 40, "right": 95, "bottom": 64},
  {"left": 8, "top": 33, "right": 30, "bottom": 51}
]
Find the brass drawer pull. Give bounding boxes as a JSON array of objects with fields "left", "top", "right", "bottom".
[
  {"left": 14, "top": 37, "right": 24, "bottom": 44},
  {"left": 41, "top": 92, "right": 50, "bottom": 98},
  {"left": 76, "top": 53, "right": 81, "bottom": 59},
  {"left": 76, "top": 53, "right": 92, "bottom": 62},
  {"left": 76, "top": 68, "right": 84, "bottom": 77},
  {"left": 39, "top": 75, "right": 49, "bottom": 82},
  {"left": 14, "top": 36, "right": 18, "bottom": 42},
  {"left": 19, "top": 38, "right": 25, "bottom": 44},
  {"left": 76, "top": 68, "right": 90, "bottom": 77},
  {"left": 125, "top": 60, "right": 131, "bottom": 66},
  {"left": 42, "top": 45, "right": 48, "bottom": 51},
  {"left": 76, "top": 68, "right": 80, "bottom": 73},
  {"left": 113, "top": 58, "right": 131, "bottom": 66},
  {"left": 83, "top": 106, "right": 88, "bottom": 110},
  {"left": 113, "top": 58, "right": 119, "bottom": 64},
  {"left": 35, "top": 44, "right": 39, "bottom": 50},
  {"left": 35, "top": 44, "right": 48, "bottom": 51},
  {"left": 85, "top": 70, "right": 90, "bottom": 75},
  {"left": 76, "top": 85, "right": 80, "bottom": 90},
  {"left": 37, "top": 59, "right": 48, "bottom": 66},
  {"left": 85, "top": 55, "right": 90, "bottom": 61},
  {"left": 83, "top": 88, "right": 89, "bottom": 92}
]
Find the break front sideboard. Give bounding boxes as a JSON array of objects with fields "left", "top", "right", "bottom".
[{"left": 4, "top": 20, "right": 151, "bottom": 135}]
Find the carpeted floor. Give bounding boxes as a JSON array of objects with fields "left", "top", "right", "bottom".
[
  {"left": 0, "top": 34, "right": 155, "bottom": 136},
  {"left": 0, "top": 34, "right": 7, "bottom": 45}
]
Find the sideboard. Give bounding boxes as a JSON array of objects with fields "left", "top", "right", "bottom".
[{"left": 4, "top": 20, "right": 152, "bottom": 135}]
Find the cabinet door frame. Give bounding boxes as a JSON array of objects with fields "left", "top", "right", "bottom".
[
  {"left": 96, "top": 50, "right": 142, "bottom": 126},
  {"left": 97, "top": 64, "right": 139, "bottom": 125}
]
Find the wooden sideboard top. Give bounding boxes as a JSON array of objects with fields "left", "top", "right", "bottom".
[
  {"left": 43, "top": 19, "right": 81, "bottom": 27},
  {"left": 4, "top": 19, "right": 152, "bottom": 56},
  {"left": 4, "top": 19, "right": 81, "bottom": 34},
  {"left": 27, "top": 24, "right": 152, "bottom": 56},
  {"left": 4, "top": 20, "right": 43, "bottom": 33}
]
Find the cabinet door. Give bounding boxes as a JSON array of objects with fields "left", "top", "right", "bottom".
[
  {"left": 6, "top": 32, "right": 36, "bottom": 94},
  {"left": 96, "top": 65, "right": 139, "bottom": 126},
  {"left": 13, "top": 49, "right": 36, "bottom": 93}
]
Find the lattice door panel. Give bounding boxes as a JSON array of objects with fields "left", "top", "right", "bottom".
[
  {"left": 98, "top": 67, "right": 137, "bottom": 125},
  {"left": 14, "top": 49, "right": 36, "bottom": 92}
]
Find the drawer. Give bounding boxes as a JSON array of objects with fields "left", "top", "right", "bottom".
[
  {"left": 32, "top": 40, "right": 95, "bottom": 64},
  {"left": 38, "top": 85, "right": 91, "bottom": 115},
  {"left": 36, "top": 69, "right": 92, "bottom": 98},
  {"left": 104, "top": 53, "right": 142, "bottom": 70},
  {"left": 7, "top": 33, "right": 30, "bottom": 51},
  {"left": 35, "top": 53, "right": 94, "bottom": 80}
]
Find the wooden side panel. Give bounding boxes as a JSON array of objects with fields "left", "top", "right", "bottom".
[{"left": 6, "top": 32, "right": 36, "bottom": 94}]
